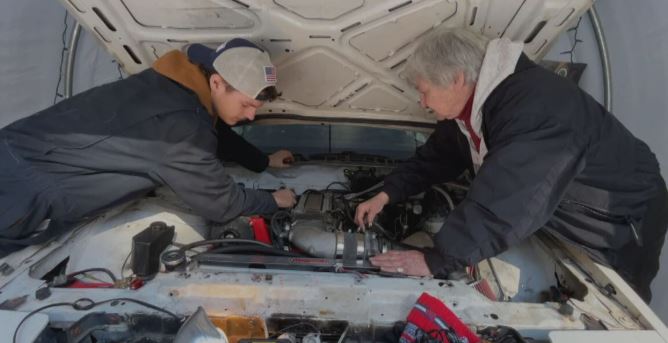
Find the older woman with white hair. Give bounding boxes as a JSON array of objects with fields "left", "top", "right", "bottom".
[{"left": 355, "top": 27, "right": 667, "bottom": 302}]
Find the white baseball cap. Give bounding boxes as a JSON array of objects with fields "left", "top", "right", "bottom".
[{"left": 187, "top": 38, "right": 277, "bottom": 100}]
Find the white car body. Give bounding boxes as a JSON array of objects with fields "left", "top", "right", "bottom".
[{"left": 1, "top": 1, "right": 666, "bottom": 342}]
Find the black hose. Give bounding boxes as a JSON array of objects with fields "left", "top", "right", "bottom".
[
  {"left": 371, "top": 222, "right": 398, "bottom": 241},
  {"left": 204, "top": 245, "right": 303, "bottom": 257},
  {"left": 180, "top": 238, "right": 273, "bottom": 254},
  {"left": 66, "top": 268, "right": 118, "bottom": 283},
  {"left": 175, "top": 239, "right": 279, "bottom": 268},
  {"left": 340, "top": 197, "right": 357, "bottom": 225},
  {"left": 270, "top": 210, "right": 293, "bottom": 247},
  {"left": 325, "top": 181, "right": 351, "bottom": 191}
]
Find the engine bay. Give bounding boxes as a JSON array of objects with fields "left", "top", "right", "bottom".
[
  {"left": 195, "top": 165, "right": 464, "bottom": 276},
  {"left": 0, "top": 162, "right": 655, "bottom": 342}
]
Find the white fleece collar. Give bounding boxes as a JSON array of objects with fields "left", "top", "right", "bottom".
[{"left": 456, "top": 38, "right": 524, "bottom": 172}]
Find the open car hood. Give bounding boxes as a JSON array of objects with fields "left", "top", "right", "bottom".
[{"left": 60, "top": 0, "right": 592, "bottom": 126}]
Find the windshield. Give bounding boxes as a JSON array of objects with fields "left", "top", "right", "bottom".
[{"left": 234, "top": 124, "right": 428, "bottom": 160}]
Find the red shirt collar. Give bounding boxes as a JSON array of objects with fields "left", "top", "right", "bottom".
[
  {"left": 455, "top": 89, "right": 475, "bottom": 121},
  {"left": 455, "top": 89, "right": 481, "bottom": 152}
]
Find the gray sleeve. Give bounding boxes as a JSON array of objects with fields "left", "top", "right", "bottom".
[{"left": 153, "top": 124, "right": 277, "bottom": 223}]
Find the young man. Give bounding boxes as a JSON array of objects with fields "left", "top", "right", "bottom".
[
  {"left": 0, "top": 38, "right": 296, "bottom": 257},
  {"left": 355, "top": 28, "right": 667, "bottom": 302}
]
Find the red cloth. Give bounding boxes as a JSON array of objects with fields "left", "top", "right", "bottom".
[
  {"left": 456, "top": 91, "right": 480, "bottom": 152},
  {"left": 400, "top": 292, "right": 480, "bottom": 343}
]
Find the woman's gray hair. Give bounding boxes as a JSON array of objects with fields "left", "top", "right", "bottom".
[{"left": 405, "top": 27, "right": 490, "bottom": 87}]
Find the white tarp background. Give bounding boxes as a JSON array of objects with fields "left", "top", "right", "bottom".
[
  {"left": 0, "top": 0, "right": 122, "bottom": 129},
  {"left": 1, "top": 0, "right": 668, "bottom": 323}
]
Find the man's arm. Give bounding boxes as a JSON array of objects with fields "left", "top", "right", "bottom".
[
  {"left": 424, "top": 97, "right": 587, "bottom": 276},
  {"left": 155, "top": 122, "right": 278, "bottom": 223},
  {"left": 216, "top": 121, "right": 295, "bottom": 171},
  {"left": 356, "top": 121, "right": 470, "bottom": 228},
  {"left": 381, "top": 120, "right": 471, "bottom": 204},
  {"left": 216, "top": 120, "right": 269, "bottom": 172}
]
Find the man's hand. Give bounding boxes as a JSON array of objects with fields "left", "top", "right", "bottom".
[
  {"left": 354, "top": 192, "right": 389, "bottom": 229},
  {"left": 268, "top": 150, "right": 295, "bottom": 168},
  {"left": 370, "top": 250, "right": 432, "bottom": 276},
  {"left": 272, "top": 188, "right": 297, "bottom": 208}
]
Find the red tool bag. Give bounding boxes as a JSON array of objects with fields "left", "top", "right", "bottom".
[{"left": 399, "top": 292, "right": 480, "bottom": 343}]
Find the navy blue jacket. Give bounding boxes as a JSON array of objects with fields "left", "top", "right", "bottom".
[
  {"left": 0, "top": 68, "right": 277, "bottom": 256},
  {"left": 382, "top": 55, "right": 666, "bottom": 300}
]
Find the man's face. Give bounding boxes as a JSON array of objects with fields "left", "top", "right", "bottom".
[
  {"left": 415, "top": 72, "right": 470, "bottom": 121},
  {"left": 210, "top": 74, "right": 264, "bottom": 125}
]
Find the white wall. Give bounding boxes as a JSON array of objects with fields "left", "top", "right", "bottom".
[
  {"left": 570, "top": 1, "right": 668, "bottom": 188},
  {"left": 545, "top": 0, "right": 668, "bottom": 323},
  {"left": 0, "top": 0, "right": 67, "bottom": 127},
  {"left": 591, "top": 0, "right": 668, "bottom": 324},
  {"left": 0, "top": 0, "right": 122, "bottom": 128},
  {"left": 1, "top": 0, "right": 668, "bottom": 325}
]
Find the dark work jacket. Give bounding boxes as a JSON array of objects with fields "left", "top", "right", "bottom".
[
  {"left": 0, "top": 69, "right": 277, "bottom": 256},
  {"left": 382, "top": 55, "right": 666, "bottom": 292}
]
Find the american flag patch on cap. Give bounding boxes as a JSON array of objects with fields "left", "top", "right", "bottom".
[{"left": 264, "top": 66, "right": 277, "bottom": 83}]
